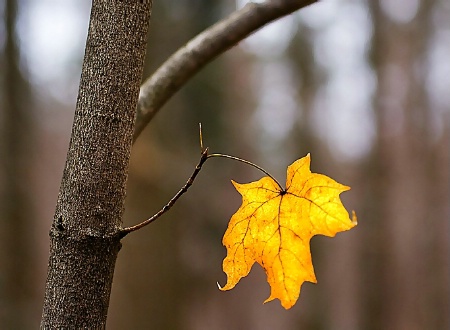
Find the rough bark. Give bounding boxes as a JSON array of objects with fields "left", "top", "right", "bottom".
[{"left": 41, "top": 1, "right": 152, "bottom": 328}]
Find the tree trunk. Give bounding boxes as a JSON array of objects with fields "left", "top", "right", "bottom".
[{"left": 41, "top": 1, "right": 152, "bottom": 328}]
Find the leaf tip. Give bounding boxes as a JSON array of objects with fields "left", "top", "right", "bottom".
[
  {"left": 351, "top": 210, "right": 358, "bottom": 225},
  {"left": 230, "top": 179, "right": 245, "bottom": 193},
  {"left": 217, "top": 281, "right": 231, "bottom": 291},
  {"left": 263, "top": 295, "right": 294, "bottom": 310},
  {"left": 263, "top": 296, "right": 274, "bottom": 305}
]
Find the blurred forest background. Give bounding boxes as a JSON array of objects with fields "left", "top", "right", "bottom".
[{"left": 1, "top": 0, "right": 449, "bottom": 329}]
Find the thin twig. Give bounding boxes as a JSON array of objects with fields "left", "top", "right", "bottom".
[
  {"left": 120, "top": 148, "right": 284, "bottom": 236},
  {"left": 122, "top": 126, "right": 284, "bottom": 236},
  {"left": 133, "top": 0, "right": 317, "bottom": 141},
  {"left": 199, "top": 123, "right": 205, "bottom": 153},
  {"left": 120, "top": 148, "right": 209, "bottom": 237}
]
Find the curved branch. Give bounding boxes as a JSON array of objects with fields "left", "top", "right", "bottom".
[
  {"left": 120, "top": 145, "right": 284, "bottom": 235},
  {"left": 133, "top": 0, "right": 317, "bottom": 141}
]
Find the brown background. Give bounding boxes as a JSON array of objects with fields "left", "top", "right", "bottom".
[{"left": 1, "top": 0, "right": 448, "bottom": 329}]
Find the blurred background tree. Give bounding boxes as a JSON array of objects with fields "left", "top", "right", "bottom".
[
  {"left": 0, "top": 0, "right": 448, "bottom": 329},
  {"left": 1, "top": 0, "right": 36, "bottom": 328}
]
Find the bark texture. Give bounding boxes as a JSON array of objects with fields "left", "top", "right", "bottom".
[{"left": 41, "top": 1, "right": 152, "bottom": 328}]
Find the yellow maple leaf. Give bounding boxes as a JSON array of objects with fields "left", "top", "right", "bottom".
[{"left": 219, "top": 154, "right": 357, "bottom": 309}]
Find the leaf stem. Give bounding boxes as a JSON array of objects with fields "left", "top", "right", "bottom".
[{"left": 206, "top": 153, "right": 284, "bottom": 190}]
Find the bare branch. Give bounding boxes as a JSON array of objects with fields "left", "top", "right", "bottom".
[
  {"left": 133, "top": 0, "right": 317, "bottom": 141},
  {"left": 121, "top": 125, "right": 286, "bottom": 235}
]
